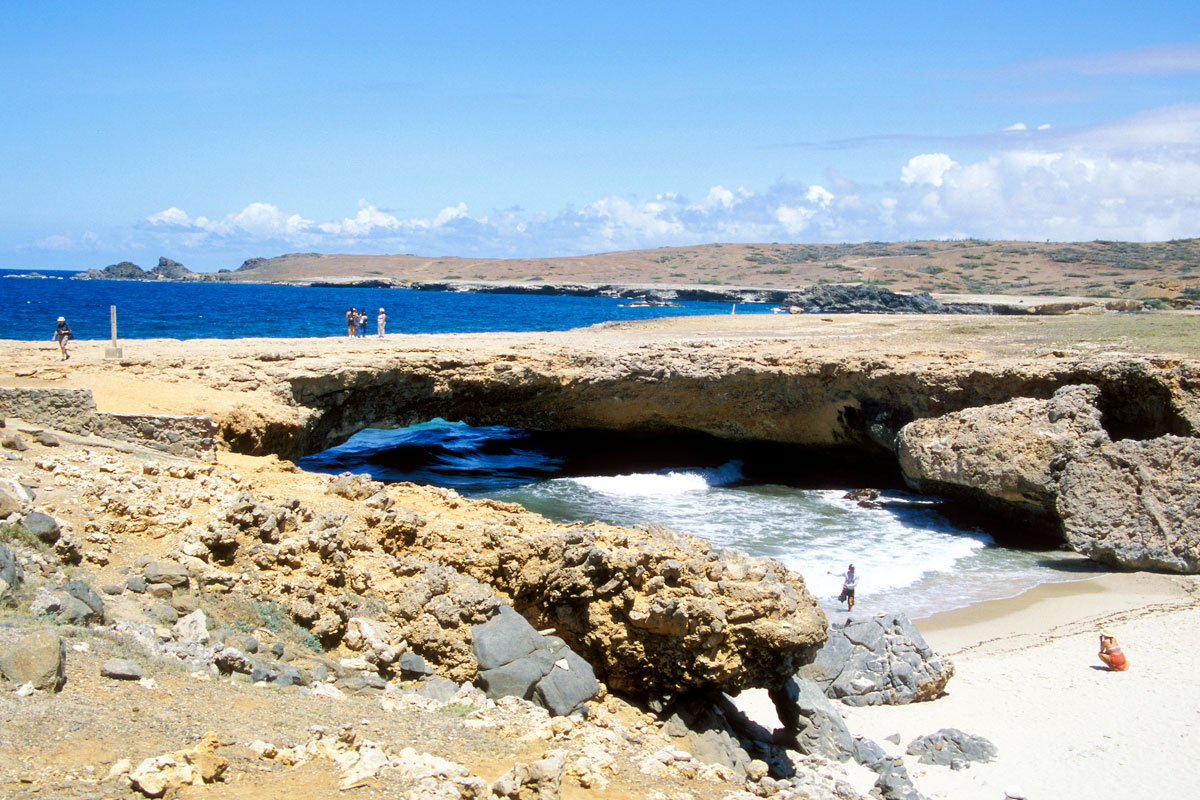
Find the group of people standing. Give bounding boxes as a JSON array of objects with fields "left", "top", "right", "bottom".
[{"left": 345, "top": 307, "right": 386, "bottom": 338}]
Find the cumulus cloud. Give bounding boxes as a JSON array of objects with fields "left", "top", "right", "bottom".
[
  {"left": 112, "top": 104, "right": 1200, "bottom": 263},
  {"left": 900, "top": 153, "right": 957, "bottom": 187}
]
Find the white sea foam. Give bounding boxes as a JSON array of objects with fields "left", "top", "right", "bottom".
[{"left": 573, "top": 471, "right": 709, "bottom": 496}]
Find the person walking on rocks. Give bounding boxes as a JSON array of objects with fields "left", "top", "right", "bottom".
[
  {"left": 376, "top": 307, "right": 386, "bottom": 337},
  {"left": 829, "top": 564, "right": 858, "bottom": 610},
  {"left": 52, "top": 316, "right": 72, "bottom": 360}
]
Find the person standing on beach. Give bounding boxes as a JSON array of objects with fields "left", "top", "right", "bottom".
[
  {"left": 357, "top": 309, "right": 367, "bottom": 337},
  {"left": 377, "top": 307, "right": 386, "bottom": 337},
  {"left": 828, "top": 564, "right": 858, "bottom": 610},
  {"left": 52, "top": 316, "right": 72, "bottom": 360},
  {"left": 346, "top": 307, "right": 357, "bottom": 338}
]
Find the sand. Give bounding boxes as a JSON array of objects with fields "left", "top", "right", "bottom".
[{"left": 827, "top": 572, "right": 1200, "bottom": 799}]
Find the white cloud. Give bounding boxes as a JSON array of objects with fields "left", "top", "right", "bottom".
[
  {"left": 102, "top": 105, "right": 1200, "bottom": 264},
  {"left": 1005, "top": 122, "right": 1028, "bottom": 131},
  {"left": 900, "top": 153, "right": 957, "bottom": 187}
]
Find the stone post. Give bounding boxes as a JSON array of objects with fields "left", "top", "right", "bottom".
[{"left": 104, "top": 305, "right": 123, "bottom": 360}]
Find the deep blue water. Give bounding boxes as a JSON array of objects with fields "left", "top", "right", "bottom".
[{"left": 0, "top": 268, "right": 765, "bottom": 340}]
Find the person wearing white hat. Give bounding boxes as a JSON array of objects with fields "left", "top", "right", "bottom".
[
  {"left": 376, "top": 307, "right": 386, "bottom": 337},
  {"left": 52, "top": 316, "right": 72, "bottom": 360}
]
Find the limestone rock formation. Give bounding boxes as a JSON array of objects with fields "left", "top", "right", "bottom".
[
  {"left": 799, "top": 614, "right": 954, "bottom": 706},
  {"left": 406, "top": 512, "right": 828, "bottom": 696},
  {"left": 896, "top": 384, "right": 1110, "bottom": 524},
  {"left": 1058, "top": 435, "right": 1200, "bottom": 572}
]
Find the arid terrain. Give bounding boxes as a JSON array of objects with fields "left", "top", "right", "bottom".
[{"left": 216, "top": 239, "right": 1200, "bottom": 305}]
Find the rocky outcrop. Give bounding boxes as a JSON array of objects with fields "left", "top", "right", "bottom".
[
  {"left": 1058, "top": 435, "right": 1200, "bottom": 572},
  {"left": 896, "top": 384, "right": 1109, "bottom": 522},
  {"left": 906, "top": 728, "right": 997, "bottom": 767},
  {"left": 72, "top": 257, "right": 199, "bottom": 282},
  {"left": 799, "top": 615, "right": 954, "bottom": 706}
]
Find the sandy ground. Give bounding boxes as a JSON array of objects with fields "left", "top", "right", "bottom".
[{"left": 831, "top": 572, "right": 1200, "bottom": 800}]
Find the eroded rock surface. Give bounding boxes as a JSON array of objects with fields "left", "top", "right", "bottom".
[
  {"left": 1059, "top": 435, "right": 1200, "bottom": 572},
  {"left": 896, "top": 384, "right": 1109, "bottom": 520}
]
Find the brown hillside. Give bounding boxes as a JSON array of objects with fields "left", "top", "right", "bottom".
[{"left": 226, "top": 239, "right": 1200, "bottom": 305}]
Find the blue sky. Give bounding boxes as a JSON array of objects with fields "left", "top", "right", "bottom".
[{"left": 3, "top": 2, "right": 1199, "bottom": 271}]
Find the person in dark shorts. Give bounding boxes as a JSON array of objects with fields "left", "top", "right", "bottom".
[
  {"left": 52, "top": 316, "right": 72, "bottom": 360},
  {"left": 829, "top": 564, "right": 858, "bottom": 610}
]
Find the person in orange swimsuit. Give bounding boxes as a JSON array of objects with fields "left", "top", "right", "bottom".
[{"left": 1098, "top": 631, "right": 1128, "bottom": 671}]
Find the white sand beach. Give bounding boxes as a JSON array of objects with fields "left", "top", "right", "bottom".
[{"left": 835, "top": 572, "right": 1200, "bottom": 799}]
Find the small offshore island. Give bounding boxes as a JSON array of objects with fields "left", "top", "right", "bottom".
[{"left": 3, "top": 242, "right": 1200, "bottom": 800}]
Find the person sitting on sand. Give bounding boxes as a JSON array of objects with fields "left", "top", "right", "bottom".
[
  {"left": 1099, "top": 630, "right": 1128, "bottom": 671},
  {"left": 52, "top": 316, "right": 72, "bottom": 360},
  {"left": 828, "top": 564, "right": 858, "bottom": 610}
]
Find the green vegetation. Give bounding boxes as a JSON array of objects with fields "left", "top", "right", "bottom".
[
  {"left": 921, "top": 265, "right": 946, "bottom": 275},
  {"left": 0, "top": 522, "right": 51, "bottom": 556}
]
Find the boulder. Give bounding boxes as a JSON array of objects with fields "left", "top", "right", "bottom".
[
  {"left": 101, "top": 658, "right": 145, "bottom": 680},
  {"left": 896, "top": 384, "right": 1108, "bottom": 522},
  {"left": 64, "top": 580, "right": 106, "bottom": 622},
  {"left": 768, "top": 676, "right": 858, "bottom": 762},
  {"left": 144, "top": 561, "right": 190, "bottom": 587},
  {"left": 491, "top": 749, "right": 565, "bottom": 800},
  {"left": 0, "top": 481, "right": 26, "bottom": 517},
  {"left": 800, "top": 614, "right": 954, "bottom": 706},
  {"left": 21, "top": 511, "right": 61, "bottom": 544},
  {"left": 30, "top": 586, "right": 100, "bottom": 624},
  {"left": 0, "top": 628, "right": 66, "bottom": 691},
  {"left": 472, "top": 604, "right": 599, "bottom": 716},
  {"left": 172, "top": 609, "right": 210, "bottom": 644},
  {"left": 907, "top": 728, "right": 998, "bottom": 766},
  {"left": 1058, "top": 435, "right": 1200, "bottom": 572}
]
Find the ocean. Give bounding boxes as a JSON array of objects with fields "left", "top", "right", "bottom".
[
  {"left": 0, "top": 269, "right": 765, "bottom": 341},
  {"left": 3, "top": 270, "right": 1099, "bottom": 617}
]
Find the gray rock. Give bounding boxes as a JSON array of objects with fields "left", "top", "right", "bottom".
[
  {"left": 125, "top": 576, "right": 148, "bottom": 593},
  {"left": 33, "top": 431, "right": 60, "bottom": 447},
  {"left": 800, "top": 614, "right": 954, "bottom": 706},
  {"left": 272, "top": 665, "right": 307, "bottom": 687},
  {"left": 907, "top": 728, "right": 998, "bottom": 766},
  {"left": 0, "top": 628, "right": 66, "bottom": 691},
  {"left": 770, "top": 676, "right": 857, "bottom": 761},
  {"left": 100, "top": 658, "right": 144, "bottom": 680},
  {"left": 398, "top": 650, "right": 432, "bottom": 677},
  {"left": 1059, "top": 435, "right": 1200, "bottom": 572},
  {"left": 2, "top": 432, "right": 29, "bottom": 451},
  {"left": 416, "top": 676, "right": 460, "bottom": 703},
  {"left": 214, "top": 647, "right": 255, "bottom": 675},
  {"left": 471, "top": 604, "right": 599, "bottom": 716},
  {"left": 21, "top": 511, "right": 61, "bottom": 544},
  {"left": 30, "top": 587, "right": 99, "bottom": 624},
  {"left": 0, "top": 485, "right": 23, "bottom": 517},
  {"left": 64, "top": 580, "right": 105, "bottom": 622},
  {"left": 0, "top": 541, "right": 24, "bottom": 600},
  {"left": 144, "top": 561, "right": 190, "bottom": 587},
  {"left": 170, "top": 594, "right": 201, "bottom": 613}
]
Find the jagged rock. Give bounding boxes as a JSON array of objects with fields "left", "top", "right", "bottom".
[
  {"left": 172, "top": 608, "right": 210, "bottom": 643},
  {"left": 800, "top": 614, "right": 954, "bottom": 706},
  {"left": 128, "top": 733, "right": 227, "bottom": 796},
  {"left": 896, "top": 385, "right": 1109, "bottom": 524},
  {"left": 144, "top": 561, "right": 190, "bottom": 587},
  {"left": 906, "top": 728, "right": 998, "bottom": 766},
  {"left": 64, "top": 580, "right": 106, "bottom": 622},
  {"left": 0, "top": 628, "right": 66, "bottom": 691},
  {"left": 0, "top": 481, "right": 26, "bottom": 516},
  {"left": 214, "top": 646, "right": 256, "bottom": 675},
  {"left": 343, "top": 616, "right": 403, "bottom": 667},
  {"left": 151, "top": 257, "right": 192, "bottom": 280},
  {"left": 0, "top": 541, "right": 23, "bottom": 601},
  {"left": 21, "top": 510, "right": 61, "bottom": 543},
  {"left": 328, "top": 472, "right": 384, "bottom": 500},
  {"left": 33, "top": 431, "right": 60, "bottom": 447},
  {"left": 2, "top": 432, "right": 29, "bottom": 451},
  {"left": 472, "top": 604, "right": 599, "bottom": 716},
  {"left": 30, "top": 586, "right": 99, "bottom": 624},
  {"left": 769, "top": 676, "right": 857, "bottom": 762},
  {"left": 491, "top": 748, "right": 566, "bottom": 799},
  {"left": 101, "top": 658, "right": 145, "bottom": 680},
  {"left": 661, "top": 693, "right": 754, "bottom": 776},
  {"left": 1058, "top": 435, "right": 1200, "bottom": 572}
]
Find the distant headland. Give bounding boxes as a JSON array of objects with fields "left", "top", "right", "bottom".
[{"left": 69, "top": 238, "right": 1200, "bottom": 309}]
